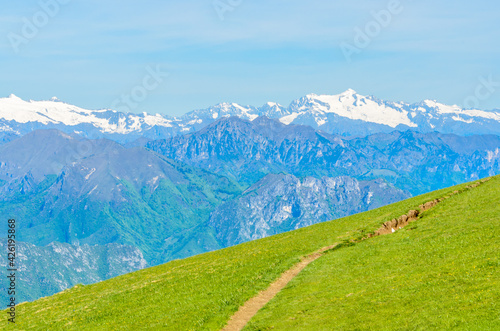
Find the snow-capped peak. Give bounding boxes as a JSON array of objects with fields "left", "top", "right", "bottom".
[
  {"left": 8, "top": 94, "right": 22, "bottom": 100},
  {"left": 305, "top": 89, "right": 358, "bottom": 102},
  {"left": 340, "top": 88, "right": 357, "bottom": 96},
  {"left": 288, "top": 90, "right": 417, "bottom": 128},
  {"left": 0, "top": 94, "right": 173, "bottom": 134}
]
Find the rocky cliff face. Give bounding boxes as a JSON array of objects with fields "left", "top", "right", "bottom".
[
  {"left": 0, "top": 240, "right": 147, "bottom": 303},
  {"left": 209, "top": 174, "right": 409, "bottom": 246}
]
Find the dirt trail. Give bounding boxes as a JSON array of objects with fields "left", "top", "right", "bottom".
[
  {"left": 221, "top": 244, "right": 337, "bottom": 331},
  {"left": 220, "top": 178, "right": 490, "bottom": 331}
]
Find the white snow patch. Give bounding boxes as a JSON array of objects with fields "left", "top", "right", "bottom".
[
  {"left": 148, "top": 176, "right": 159, "bottom": 185},
  {"left": 487, "top": 148, "right": 500, "bottom": 162},
  {"left": 85, "top": 168, "right": 96, "bottom": 180},
  {"left": 367, "top": 191, "right": 374, "bottom": 204},
  {"left": 423, "top": 100, "right": 500, "bottom": 121},
  {"left": 279, "top": 112, "right": 300, "bottom": 125},
  {"left": 87, "top": 185, "right": 98, "bottom": 195},
  {"left": 316, "top": 117, "right": 327, "bottom": 126},
  {"left": 247, "top": 114, "right": 259, "bottom": 121},
  {"left": 452, "top": 115, "right": 474, "bottom": 124},
  {"left": 141, "top": 113, "right": 172, "bottom": 128},
  {"left": 187, "top": 119, "right": 203, "bottom": 125},
  {"left": 0, "top": 125, "right": 15, "bottom": 132}
]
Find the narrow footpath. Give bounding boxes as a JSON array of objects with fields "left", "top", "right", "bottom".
[{"left": 221, "top": 179, "right": 490, "bottom": 331}]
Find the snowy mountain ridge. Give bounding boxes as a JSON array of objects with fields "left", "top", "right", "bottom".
[
  {"left": 1, "top": 89, "right": 499, "bottom": 141},
  {"left": 0, "top": 94, "right": 173, "bottom": 134}
]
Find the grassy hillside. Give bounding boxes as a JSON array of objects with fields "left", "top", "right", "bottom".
[
  {"left": 246, "top": 177, "right": 500, "bottom": 330},
  {"left": 7, "top": 176, "right": 499, "bottom": 330}
]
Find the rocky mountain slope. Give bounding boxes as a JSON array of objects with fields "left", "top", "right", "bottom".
[
  {"left": 208, "top": 174, "right": 408, "bottom": 246},
  {"left": 147, "top": 116, "right": 339, "bottom": 183},
  {"left": 0, "top": 240, "right": 146, "bottom": 303},
  {"left": 147, "top": 116, "right": 500, "bottom": 194}
]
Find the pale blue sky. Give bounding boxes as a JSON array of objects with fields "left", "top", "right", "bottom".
[{"left": 1, "top": 0, "right": 499, "bottom": 115}]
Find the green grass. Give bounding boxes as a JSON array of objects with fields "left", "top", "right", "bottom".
[
  {"left": 245, "top": 177, "right": 500, "bottom": 330},
  {"left": 6, "top": 176, "right": 499, "bottom": 330}
]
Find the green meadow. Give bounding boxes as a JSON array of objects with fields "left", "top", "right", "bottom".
[
  {"left": 6, "top": 176, "right": 499, "bottom": 330},
  {"left": 246, "top": 177, "right": 499, "bottom": 330}
]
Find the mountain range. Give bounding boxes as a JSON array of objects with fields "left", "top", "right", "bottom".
[
  {"left": 147, "top": 116, "right": 500, "bottom": 195},
  {"left": 0, "top": 130, "right": 242, "bottom": 264},
  {"left": 0, "top": 128, "right": 406, "bottom": 303},
  {"left": 0, "top": 90, "right": 499, "bottom": 304},
  {"left": 1, "top": 89, "right": 500, "bottom": 142}
]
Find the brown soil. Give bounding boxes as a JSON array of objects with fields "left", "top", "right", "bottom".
[{"left": 220, "top": 178, "right": 491, "bottom": 330}]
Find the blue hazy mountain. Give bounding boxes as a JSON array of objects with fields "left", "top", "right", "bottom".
[
  {"left": 0, "top": 128, "right": 412, "bottom": 303},
  {"left": 147, "top": 116, "right": 500, "bottom": 195}
]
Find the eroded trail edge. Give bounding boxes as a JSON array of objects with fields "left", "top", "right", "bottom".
[{"left": 221, "top": 178, "right": 490, "bottom": 331}]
